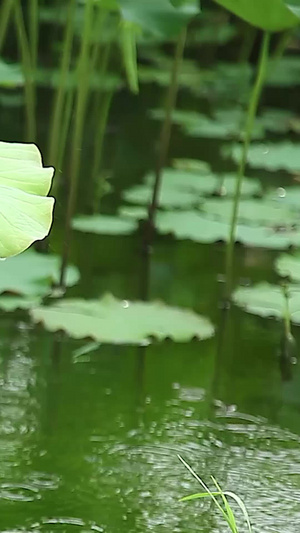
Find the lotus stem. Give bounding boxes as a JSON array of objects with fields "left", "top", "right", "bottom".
[
  {"left": 141, "top": 27, "right": 186, "bottom": 301},
  {"left": 59, "top": 0, "right": 94, "bottom": 287},
  {"left": 225, "top": 31, "right": 270, "bottom": 299},
  {"left": 0, "top": 0, "right": 15, "bottom": 53},
  {"left": 28, "top": 0, "right": 38, "bottom": 71},
  {"left": 14, "top": 0, "right": 36, "bottom": 140},
  {"left": 48, "top": 0, "right": 76, "bottom": 167},
  {"left": 148, "top": 26, "right": 187, "bottom": 228}
]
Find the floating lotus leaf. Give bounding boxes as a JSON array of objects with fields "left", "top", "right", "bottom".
[
  {"left": 0, "top": 141, "right": 54, "bottom": 257},
  {"left": 229, "top": 142, "right": 300, "bottom": 173},
  {"left": 233, "top": 283, "right": 300, "bottom": 323},
  {"left": 0, "top": 249, "right": 79, "bottom": 297},
  {"left": 257, "top": 108, "right": 295, "bottom": 133},
  {"left": 144, "top": 169, "right": 261, "bottom": 197},
  {"left": 30, "top": 294, "right": 215, "bottom": 345},
  {"left": 265, "top": 186, "right": 300, "bottom": 208},
  {"left": 188, "top": 23, "right": 237, "bottom": 45},
  {"left": 155, "top": 210, "right": 300, "bottom": 249},
  {"left": 0, "top": 60, "right": 24, "bottom": 88},
  {"left": 201, "top": 198, "right": 298, "bottom": 226},
  {"left": 172, "top": 159, "right": 211, "bottom": 174},
  {"left": 119, "top": 205, "right": 148, "bottom": 221},
  {"left": 0, "top": 296, "right": 41, "bottom": 312},
  {"left": 72, "top": 214, "right": 138, "bottom": 235},
  {"left": 275, "top": 252, "right": 300, "bottom": 282},
  {"left": 123, "top": 184, "right": 203, "bottom": 209},
  {"left": 267, "top": 57, "right": 300, "bottom": 87},
  {"left": 151, "top": 107, "right": 264, "bottom": 140}
]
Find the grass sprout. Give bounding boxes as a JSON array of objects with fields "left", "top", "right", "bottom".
[{"left": 178, "top": 455, "right": 252, "bottom": 533}]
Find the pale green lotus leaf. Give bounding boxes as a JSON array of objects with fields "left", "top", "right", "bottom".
[
  {"left": 155, "top": 210, "right": 300, "bottom": 249},
  {"left": 228, "top": 142, "right": 300, "bottom": 173},
  {"left": 233, "top": 283, "right": 300, "bottom": 323},
  {"left": 265, "top": 186, "right": 300, "bottom": 208},
  {"left": 123, "top": 184, "right": 202, "bottom": 209},
  {"left": 213, "top": 0, "right": 298, "bottom": 31},
  {"left": 0, "top": 141, "right": 54, "bottom": 257},
  {"left": 275, "top": 252, "right": 300, "bottom": 282},
  {"left": 0, "top": 249, "right": 79, "bottom": 296},
  {"left": 72, "top": 214, "right": 138, "bottom": 235},
  {"left": 144, "top": 169, "right": 261, "bottom": 197},
  {"left": 0, "top": 296, "right": 41, "bottom": 312},
  {"left": 267, "top": 57, "right": 300, "bottom": 87},
  {"left": 257, "top": 108, "right": 295, "bottom": 134},
  {"left": 30, "top": 294, "right": 215, "bottom": 345},
  {"left": 201, "top": 198, "right": 298, "bottom": 226}
]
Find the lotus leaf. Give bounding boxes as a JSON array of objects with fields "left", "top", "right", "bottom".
[
  {"left": 0, "top": 141, "right": 54, "bottom": 257},
  {"left": 213, "top": 0, "right": 298, "bottom": 31},
  {"left": 0, "top": 249, "right": 79, "bottom": 296},
  {"left": 201, "top": 198, "right": 298, "bottom": 226},
  {"left": 119, "top": 0, "right": 199, "bottom": 38},
  {"left": 123, "top": 184, "right": 202, "bottom": 209},
  {"left": 275, "top": 253, "right": 300, "bottom": 282},
  {"left": 0, "top": 296, "right": 41, "bottom": 312},
  {"left": 267, "top": 57, "right": 300, "bottom": 87},
  {"left": 229, "top": 142, "right": 300, "bottom": 173},
  {"left": 155, "top": 211, "right": 300, "bottom": 249},
  {"left": 233, "top": 283, "right": 300, "bottom": 323},
  {"left": 30, "top": 294, "right": 215, "bottom": 345},
  {"left": 144, "top": 169, "right": 261, "bottom": 197},
  {"left": 72, "top": 215, "right": 138, "bottom": 235}
]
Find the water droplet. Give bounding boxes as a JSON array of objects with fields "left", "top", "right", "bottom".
[
  {"left": 277, "top": 187, "right": 286, "bottom": 198},
  {"left": 122, "top": 300, "right": 129, "bottom": 309}
]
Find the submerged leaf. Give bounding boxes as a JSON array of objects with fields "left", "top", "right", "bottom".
[
  {"left": 30, "top": 294, "right": 215, "bottom": 345},
  {"left": 0, "top": 142, "right": 54, "bottom": 257}
]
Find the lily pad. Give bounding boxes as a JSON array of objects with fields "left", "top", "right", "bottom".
[
  {"left": 0, "top": 141, "right": 54, "bottom": 257},
  {"left": 122, "top": 184, "right": 203, "bottom": 209},
  {"left": 0, "top": 296, "right": 41, "bottom": 312},
  {"left": 144, "top": 169, "right": 261, "bottom": 197},
  {"left": 201, "top": 198, "right": 298, "bottom": 226},
  {"left": 72, "top": 215, "right": 138, "bottom": 235},
  {"left": 229, "top": 142, "right": 300, "bottom": 173},
  {"left": 233, "top": 283, "right": 300, "bottom": 323},
  {"left": 266, "top": 57, "right": 300, "bottom": 87},
  {"left": 265, "top": 186, "right": 300, "bottom": 208},
  {"left": 257, "top": 108, "right": 296, "bottom": 134},
  {"left": 155, "top": 210, "right": 300, "bottom": 249},
  {"left": 275, "top": 252, "right": 300, "bottom": 282},
  {"left": 30, "top": 294, "right": 215, "bottom": 345},
  {"left": 0, "top": 249, "right": 79, "bottom": 297}
]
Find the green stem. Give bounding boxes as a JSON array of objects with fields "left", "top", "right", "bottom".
[
  {"left": 282, "top": 284, "right": 291, "bottom": 338},
  {"left": 59, "top": 0, "right": 94, "bottom": 288},
  {"left": 0, "top": 0, "right": 15, "bottom": 54},
  {"left": 14, "top": 0, "right": 36, "bottom": 140},
  {"left": 56, "top": 88, "right": 75, "bottom": 179},
  {"left": 91, "top": 89, "right": 114, "bottom": 212},
  {"left": 48, "top": 0, "right": 76, "bottom": 166},
  {"left": 29, "top": 0, "right": 38, "bottom": 71},
  {"left": 225, "top": 31, "right": 270, "bottom": 299},
  {"left": 148, "top": 27, "right": 187, "bottom": 227}
]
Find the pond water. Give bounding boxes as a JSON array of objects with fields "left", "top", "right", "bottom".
[{"left": 2, "top": 29, "right": 300, "bottom": 533}]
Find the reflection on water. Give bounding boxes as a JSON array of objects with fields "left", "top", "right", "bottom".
[{"left": 1, "top": 307, "right": 300, "bottom": 533}]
